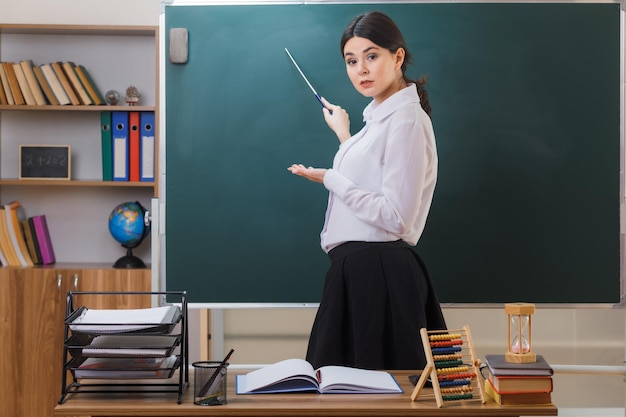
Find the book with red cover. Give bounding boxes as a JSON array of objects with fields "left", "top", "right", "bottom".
[
  {"left": 483, "top": 366, "right": 552, "bottom": 393},
  {"left": 484, "top": 378, "right": 552, "bottom": 406},
  {"left": 129, "top": 111, "right": 140, "bottom": 182},
  {"left": 31, "top": 214, "right": 56, "bottom": 264}
]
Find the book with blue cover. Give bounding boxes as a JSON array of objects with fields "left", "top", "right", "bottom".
[{"left": 236, "top": 358, "right": 402, "bottom": 394}]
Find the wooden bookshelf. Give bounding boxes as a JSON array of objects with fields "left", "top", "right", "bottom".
[
  {"left": 0, "top": 23, "right": 159, "bottom": 264},
  {"left": 0, "top": 23, "right": 158, "bottom": 417}
]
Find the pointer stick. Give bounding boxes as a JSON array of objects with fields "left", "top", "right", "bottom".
[
  {"left": 285, "top": 48, "right": 332, "bottom": 113},
  {"left": 197, "top": 348, "right": 234, "bottom": 397}
]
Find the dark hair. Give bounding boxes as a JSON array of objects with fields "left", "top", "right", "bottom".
[{"left": 340, "top": 11, "right": 432, "bottom": 117}]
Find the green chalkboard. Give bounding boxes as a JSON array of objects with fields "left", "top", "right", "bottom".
[{"left": 165, "top": 3, "right": 621, "bottom": 304}]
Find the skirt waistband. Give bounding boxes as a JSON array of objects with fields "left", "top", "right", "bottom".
[{"left": 327, "top": 240, "right": 408, "bottom": 262}]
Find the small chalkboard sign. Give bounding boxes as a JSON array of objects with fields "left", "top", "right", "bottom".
[{"left": 19, "top": 145, "right": 71, "bottom": 180}]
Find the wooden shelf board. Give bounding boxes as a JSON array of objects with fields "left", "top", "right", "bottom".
[
  {"left": 0, "top": 105, "right": 156, "bottom": 112},
  {"left": 0, "top": 24, "right": 157, "bottom": 36},
  {"left": 0, "top": 179, "right": 155, "bottom": 187}
]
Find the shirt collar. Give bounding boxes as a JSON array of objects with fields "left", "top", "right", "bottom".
[{"left": 362, "top": 83, "right": 420, "bottom": 123}]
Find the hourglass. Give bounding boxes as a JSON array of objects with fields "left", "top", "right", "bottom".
[{"left": 505, "top": 302, "right": 536, "bottom": 363}]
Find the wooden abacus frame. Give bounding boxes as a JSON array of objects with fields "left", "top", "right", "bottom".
[{"left": 411, "top": 325, "right": 485, "bottom": 408}]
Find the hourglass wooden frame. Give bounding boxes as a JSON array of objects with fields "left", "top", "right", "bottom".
[{"left": 505, "top": 302, "right": 536, "bottom": 363}]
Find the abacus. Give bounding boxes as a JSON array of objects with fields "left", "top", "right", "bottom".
[{"left": 410, "top": 325, "right": 485, "bottom": 408}]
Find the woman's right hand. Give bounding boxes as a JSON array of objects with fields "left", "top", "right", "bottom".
[
  {"left": 287, "top": 164, "right": 327, "bottom": 184},
  {"left": 321, "top": 97, "right": 351, "bottom": 143}
]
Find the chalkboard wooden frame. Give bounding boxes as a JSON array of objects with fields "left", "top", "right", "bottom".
[
  {"left": 164, "top": 2, "right": 622, "bottom": 305},
  {"left": 19, "top": 145, "right": 71, "bottom": 180}
]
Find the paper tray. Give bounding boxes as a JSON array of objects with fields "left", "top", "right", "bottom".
[
  {"left": 68, "top": 355, "right": 181, "bottom": 380},
  {"left": 65, "top": 333, "right": 181, "bottom": 358},
  {"left": 65, "top": 305, "right": 182, "bottom": 335}
]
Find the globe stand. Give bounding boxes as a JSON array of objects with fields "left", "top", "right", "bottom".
[{"left": 113, "top": 246, "right": 146, "bottom": 269}]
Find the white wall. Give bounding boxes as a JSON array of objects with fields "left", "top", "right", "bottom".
[
  {"left": 0, "top": 0, "right": 160, "bottom": 26},
  {"left": 3, "top": 0, "right": 624, "bottom": 411}
]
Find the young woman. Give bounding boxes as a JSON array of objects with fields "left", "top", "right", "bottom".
[{"left": 288, "top": 11, "right": 447, "bottom": 370}]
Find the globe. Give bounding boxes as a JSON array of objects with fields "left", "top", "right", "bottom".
[{"left": 108, "top": 201, "right": 151, "bottom": 268}]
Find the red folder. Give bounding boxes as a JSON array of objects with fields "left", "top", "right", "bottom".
[{"left": 129, "top": 111, "right": 140, "bottom": 182}]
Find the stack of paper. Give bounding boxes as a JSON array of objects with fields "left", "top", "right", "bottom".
[{"left": 69, "top": 305, "right": 180, "bottom": 334}]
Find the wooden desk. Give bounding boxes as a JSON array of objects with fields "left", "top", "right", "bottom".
[{"left": 54, "top": 370, "right": 558, "bottom": 417}]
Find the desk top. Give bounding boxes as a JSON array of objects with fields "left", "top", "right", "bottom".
[{"left": 54, "top": 370, "right": 558, "bottom": 417}]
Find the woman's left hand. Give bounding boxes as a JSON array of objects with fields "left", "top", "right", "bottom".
[{"left": 287, "top": 164, "right": 327, "bottom": 184}]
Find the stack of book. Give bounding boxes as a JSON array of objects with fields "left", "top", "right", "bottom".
[
  {"left": 0, "top": 200, "right": 55, "bottom": 266},
  {"left": 0, "top": 60, "right": 104, "bottom": 106},
  {"left": 482, "top": 354, "right": 554, "bottom": 406}
]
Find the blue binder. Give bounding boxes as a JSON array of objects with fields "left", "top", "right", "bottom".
[
  {"left": 140, "top": 111, "right": 155, "bottom": 182},
  {"left": 112, "top": 111, "right": 129, "bottom": 181}
]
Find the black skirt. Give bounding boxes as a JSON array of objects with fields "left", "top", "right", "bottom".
[{"left": 306, "top": 240, "right": 447, "bottom": 371}]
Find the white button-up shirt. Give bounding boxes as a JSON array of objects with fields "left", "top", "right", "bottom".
[{"left": 320, "top": 84, "right": 438, "bottom": 253}]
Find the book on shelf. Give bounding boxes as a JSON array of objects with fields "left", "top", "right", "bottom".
[
  {"left": 51, "top": 61, "right": 80, "bottom": 105},
  {"left": 4, "top": 62, "right": 25, "bottom": 105},
  {"left": 74, "top": 355, "right": 177, "bottom": 379},
  {"left": 4, "top": 201, "right": 34, "bottom": 266},
  {"left": 484, "top": 378, "right": 552, "bottom": 406},
  {"left": 61, "top": 61, "right": 92, "bottom": 105},
  {"left": 236, "top": 358, "right": 403, "bottom": 395},
  {"left": 21, "top": 218, "right": 41, "bottom": 265},
  {"left": 31, "top": 214, "right": 56, "bottom": 264},
  {"left": 75, "top": 64, "right": 104, "bottom": 105},
  {"left": 19, "top": 60, "right": 46, "bottom": 106},
  {"left": 0, "top": 72, "right": 7, "bottom": 105},
  {"left": 484, "top": 354, "right": 553, "bottom": 377},
  {"left": 0, "top": 208, "right": 21, "bottom": 266},
  {"left": 0, "top": 63, "right": 15, "bottom": 105},
  {"left": 12, "top": 62, "right": 36, "bottom": 105},
  {"left": 41, "top": 63, "right": 70, "bottom": 105},
  {"left": 32, "top": 64, "right": 58, "bottom": 105}
]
